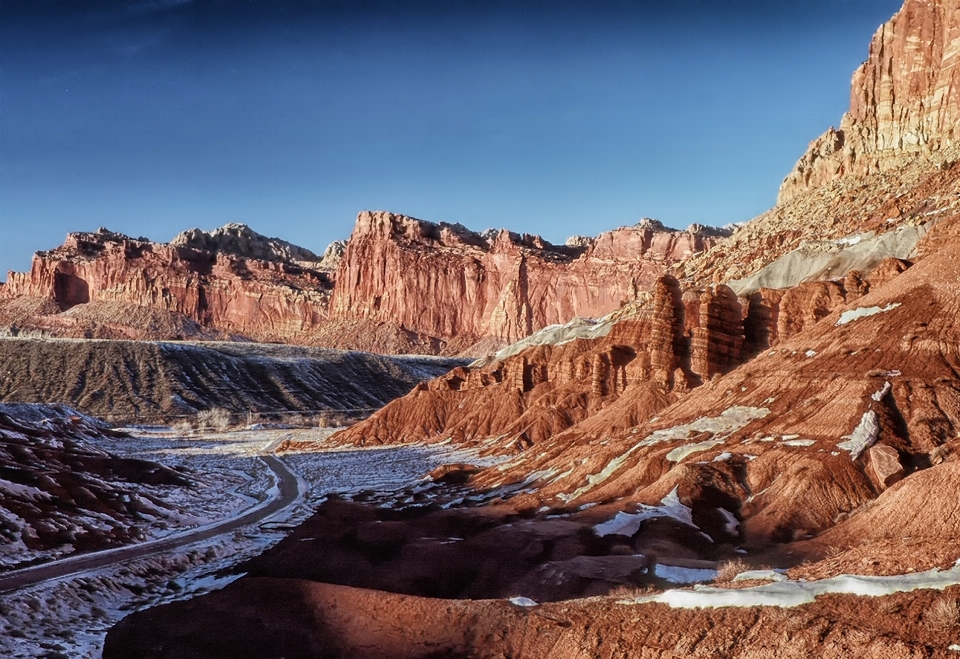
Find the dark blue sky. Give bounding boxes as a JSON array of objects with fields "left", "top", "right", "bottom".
[{"left": 0, "top": 0, "right": 903, "bottom": 277}]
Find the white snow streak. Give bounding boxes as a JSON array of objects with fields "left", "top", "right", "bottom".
[
  {"left": 594, "top": 487, "right": 696, "bottom": 537},
  {"left": 835, "top": 303, "right": 901, "bottom": 326},
  {"left": 620, "top": 561, "right": 960, "bottom": 609},
  {"left": 837, "top": 410, "right": 880, "bottom": 460}
]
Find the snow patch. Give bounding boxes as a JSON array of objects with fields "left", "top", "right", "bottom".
[
  {"left": 835, "top": 303, "right": 902, "bottom": 326},
  {"left": 837, "top": 410, "right": 880, "bottom": 460},
  {"left": 620, "top": 561, "right": 960, "bottom": 609},
  {"left": 640, "top": 407, "right": 770, "bottom": 447},
  {"left": 718, "top": 508, "right": 739, "bottom": 535},
  {"left": 872, "top": 381, "right": 892, "bottom": 402},
  {"left": 732, "top": 570, "right": 786, "bottom": 583},
  {"left": 655, "top": 564, "right": 717, "bottom": 584},
  {"left": 667, "top": 439, "right": 723, "bottom": 463},
  {"left": 594, "top": 487, "right": 696, "bottom": 537}
]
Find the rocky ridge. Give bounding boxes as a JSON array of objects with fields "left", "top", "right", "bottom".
[
  {"left": 330, "top": 211, "right": 728, "bottom": 351},
  {"left": 0, "top": 217, "right": 726, "bottom": 354},
  {"left": 778, "top": 0, "right": 960, "bottom": 203},
  {"left": 0, "top": 338, "right": 465, "bottom": 422},
  {"left": 0, "top": 227, "right": 334, "bottom": 343}
]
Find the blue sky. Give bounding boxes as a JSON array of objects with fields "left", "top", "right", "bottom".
[{"left": 0, "top": 0, "right": 903, "bottom": 277}]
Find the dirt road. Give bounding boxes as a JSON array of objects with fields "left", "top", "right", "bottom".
[{"left": 0, "top": 454, "right": 302, "bottom": 594}]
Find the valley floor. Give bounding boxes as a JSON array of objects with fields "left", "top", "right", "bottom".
[{"left": 0, "top": 427, "right": 492, "bottom": 659}]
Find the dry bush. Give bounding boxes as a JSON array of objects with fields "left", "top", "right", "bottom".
[
  {"left": 314, "top": 411, "right": 349, "bottom": 428},
  {"left": 171, "top": 419, "right": 193, "bottom": 436},
  {"left": 714, "top": 558, "right": 747, "bottom": 584},
  {"left": 196, "top": 407, "right": 232, "bottom": 432},
  {"left": 931, "top": 444, "right": 952, "bottom": 466},
  {"left": 608, "top": 584, "right": 656, "bottom": 599},
  {"left": 823, "top": 544, "right": 844, "bottom": 559},
  {"left": 926, "top": 597, "right": 960, "bottom": 632}
]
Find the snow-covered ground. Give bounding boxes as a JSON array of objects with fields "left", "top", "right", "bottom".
[
  {"left": 0, "top": 427, "right": 491, "bottom": 659},
  {"left": 620, "top": 558, "right": 960, "bottom": 609}
]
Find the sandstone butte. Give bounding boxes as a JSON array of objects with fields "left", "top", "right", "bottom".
[
  {"left": 0, "top": 217, "right": 727, "bottom": 355},
  {"left": 69, "top": 0, "right": 960, "bottom": 657}
]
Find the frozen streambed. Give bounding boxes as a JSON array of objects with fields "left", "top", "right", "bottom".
[{"left": 1, "top": 428, "right": 492, "bottom": 659}]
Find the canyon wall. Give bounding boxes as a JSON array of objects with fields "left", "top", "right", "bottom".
[
  {"left": 1, "top": 216, "right": 726, "bottom": 353},
  {"left": 328, "top": 211, "right": 727, "bottom": 347},
  {"left": 326, "top": 258, "right": 905, "bottom": 451},
  {"left": 0, "top": 228, "right": 333, "bottom": 342},
  {"left": 778, "top": 0, "right": 960, "bottom": 203}
]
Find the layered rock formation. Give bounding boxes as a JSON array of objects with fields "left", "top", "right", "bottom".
[
  {"left": 329, "top": 212, "right": 727, "bottom": 349},
  {"left": 170, "top": 223, "right": 331, "bottom": 267},
  {"left": 326, "top": 255, "right": 905, "bottom": 453},
  {"left": 0, "top": 227, "right": 334, "bottom": 343},
  {"left": 0, "top": 217, "right": 726, "bottom": 353},
  {"left": 778, "top": 0, "right": 960, "bottom": 203}
]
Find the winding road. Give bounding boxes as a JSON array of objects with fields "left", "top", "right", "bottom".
[{"left": 0, "top": 453, "right": 302, "bottom": 595}]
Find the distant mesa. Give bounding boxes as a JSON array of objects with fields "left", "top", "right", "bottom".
[{"left": 0, "top": 213, "right": 727, "bottom": 355}]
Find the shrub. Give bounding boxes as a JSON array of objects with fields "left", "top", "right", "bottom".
[
  {"left": 196, "top": 407, "right": 232, "bottom": 432},
  {"left": 927, "top": 597, "right": 960, "bottom": 632},
  {"left": 171, "top": 420, "right": 193, "bottom": 436},
  {"left": 714, "top": 558, "right": 747, "bottom": 584}
]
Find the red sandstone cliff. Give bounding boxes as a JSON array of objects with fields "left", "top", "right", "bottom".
[
  {"left": 1, "top": 216, "right": 726, "bottom": 353},
  {"left": 329, "top": 211, "right": 727, "bottom": 350},
  {"left": 778, "top": 0, "right": 960, "bottom": 203},
  {"left": 0, "top": 227, "right": 333, "bottom": 342},
  {"left": 326, "top": 257, "right": 905, "bottom": 453}
]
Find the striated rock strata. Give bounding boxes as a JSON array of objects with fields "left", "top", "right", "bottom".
[
  {"left": 330, "top": 212, "right": 727, "bottom": 349},
  {"left": 778, "top": 0, "right": 960, "bottom": 203},
  {"left": 0, "top": 227, "right": 334, "bottom": 343},
  {"left": 327, "top": 256, "right": 904, "bottom": 454},
  {"left": 1, "top": 216, "right": 726, "bottom": 353}
]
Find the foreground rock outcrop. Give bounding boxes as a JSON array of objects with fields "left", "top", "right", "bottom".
[
  {"left": 0, "top": 404, "right": 193, "bottom": 569},
  {"left": 103, "top": 577, "right": 960, "bottom": 659}
]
